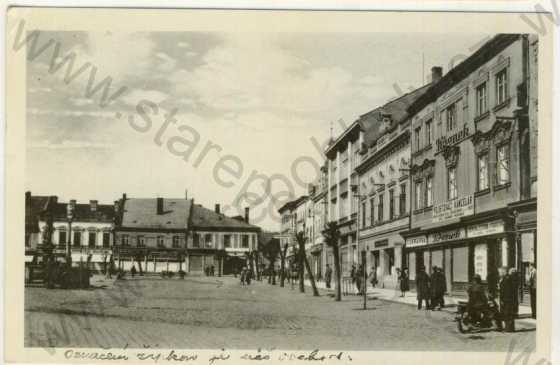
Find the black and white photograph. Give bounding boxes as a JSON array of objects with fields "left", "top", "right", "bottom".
[{"left": 4, "top": 6, "right": 555, "bottom": 364}]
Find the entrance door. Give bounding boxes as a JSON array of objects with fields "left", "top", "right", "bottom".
[{"left": 189, "top": 255, "right": 203, "bottom": 273}]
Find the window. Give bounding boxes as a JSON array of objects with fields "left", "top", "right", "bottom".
[
  {"left": 415, "top": 181, "right": 423, "bottom": 210},
  {"left": 496, "top": 144, "right": 510, "bottom": 185},
  {"left": 224, "top": 234, "right": 232, "bottom": 248},
  {"left": 205, "top": 233, "right": 213, "bottom": 248},
  {"left": 496, "top": 69, "right": 508, "bottom": 105},
  {"left": 121, "top": 234, "right": 129, "bottom": 246},
  {"left": 476, "top": 82, "right": 488, "bottom": 116},
  {"left": 425, "top": 120, "right": 432, "bottom": 146},
  {"left": 137, "top": 236, "right": 145, "bottom": 247},
  {"left": 425, "top": 176, "right": 433, "bottom": 207},
  {"left": 172, "top": 235, "right": 181, "bottom": 248},
  {"left": 399, "top": 183, "right": 407, "bottom": 215},
  {"left": 446, "top": 103, "right": 457, "bottom": 131},
  {"left": 88, "top": 232, "right": 96, "bottom": 247},
  {"left": 242, "top": 235, "right": 249, "bottom": 248},
  {"left": 478, "top": 153, "right": 489, "bottom": 190},
  {"left": 414, "top": 126, "right": 421, "bottom": 151},
  {"left": 73, "top": 231, "right": 81, "bottom": 247},
  {"left": 59, "top": 231, "right": 67, "bottom": 245},
  {"left": 377, "top": 193, "right": 384, "bottom": 222},
  {"left": 369, "top": 197, "right": 375, "bottom": 225},
  {"left": 157, "top": 236, "right": 165, "bottom": 248},
  {"left": 448, "top": 167, "right": 458, "bottom": 199},
  {"left": 361, "top": 201, "right": 366, "bottom": 228},
  {"left": 192, "top": 234, "right": 200, "bottom": 248},
  {"left": 389, "top": 189, "right": 395, "bottom": 219},
  {"left": 252, "top": 235, "right": 256, "bottom": 250},
  {"left": 102, "top": 232, "right": 110, "bottom": 247}
]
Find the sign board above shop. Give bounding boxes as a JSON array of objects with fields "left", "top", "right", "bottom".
[
  {"left": 428, "top": 228, "right": 466, "bottom": 245},
  {"left": 405, "top": 236, "right": 427, "bottom": 248},
  {"left": 432, "top": 195, "right": 474, "bottom": 223},
  {"left": 467, "top": 220, "right": 504, "bottom": 238}
]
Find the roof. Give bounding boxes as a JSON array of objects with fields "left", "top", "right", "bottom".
[
  {"left": 325, "top": 120, "right": 361, "bottom": 158},
  {"left": 407, "top": 34, "right": 521, "bottom": 117},
  {"left": 50, "top": 202, "right": 115, "bottom": 223},
  {"left": 359, "top": 83, "right": 432, "bottom": 147},
  {"left": 25, "top": 195, "right": 52, "bottom": 233},
  {"left": 190, "top": 204, "right": 260, "bottom": 231},
  {"left": 121, "top": 198, "right": 191, "bottom": 229}
]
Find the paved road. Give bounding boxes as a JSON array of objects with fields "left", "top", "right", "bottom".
[{"left": 25, "top": 275, "right": 535, "bottom": 351}]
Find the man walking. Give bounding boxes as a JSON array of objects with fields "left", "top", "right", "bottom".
[
  {"left": 499, "top": 267, "right": 516, "bottom": 332},
  {"left": 528, "top": 263, "right": 537, "bottom": 319},
  {"left": 324, "top": 264, "right": 333, "bottom": 289},
  {"left": 355, "top": 265, "right": 364, "bottom": 295},
  {"left": 416, "top": 266, "right": 431, "bottom": 310},
  {"left": 430, "top": 267, "right": 447, "bottom": 310}
]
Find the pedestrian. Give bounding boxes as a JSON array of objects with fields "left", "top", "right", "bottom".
[
  {"left": 210, "top": 264, "right": 215, "bottom": 276},
  {"left": 399, "top": 267, "right": 410, "bottom": 297},
  {"left": 416, "top": 266, "right": 431, "bottom": 310},
  {"left": 509, "top": 267, "right": 520, "bottom": 317},
  {"left": 368, "top": 265, "right": 378, "bottom": 289},
  {"left": 350, "top": 264, "right": 356, "bottom": 285},
  {"left": 240, "top": 267, "right": 247, "bottom": 286},
  {"left": 355, "top": 265, "right": 364, "bottom": 295},
  {"left": 233, "top": 267, "right": 238, "bottom": 278},
  {"left": 528, "top": 263, "right": 537, "bottom": 319},
  {"left": 130, "top": 264, "right": 137, "bottom": 278},
  {"left": 430, "top": 267, "right": 447, "bottom": 310},
  {"left": 498, "top": 266, "right": 516, "bottom": 332},
  {"left": 106, "top": 254, "right": 113, "bottom": 279},
  {"left": 324, "top": 264, "right": 333, "bottom": 289},
  {"left": 245, "top": 268, "right": 252, "bottom": 285}
]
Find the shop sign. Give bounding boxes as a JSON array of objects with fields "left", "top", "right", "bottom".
[
  {"left": 374, "top": 239, "right": 389, "bottom": 248},
  {"left": 467, "top": 220, "right": 504, "bottom": 238},
  {"left": 436, "top": 123, "right": 470, "bottom": 152},
  {"left": 405, "top": 236, "right": 427, "bottom": 248},
  {"left": 428, "top": 228, "right": 466, "bottom": 245},
  {"left": 432, "top": 195, "right": 474, "bottom": 223}
]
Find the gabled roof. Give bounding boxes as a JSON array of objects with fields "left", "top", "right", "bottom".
[
  {"left": 190, "top": 204, "right": 259, "bottom": 231},
  {"left": 359, "top": 83, "right": 432, "bottom": 147},
  {"left": 50, "top": 202, "right": 115, "bottom": 223},
  {"left": 121, "top": 198, "right": 191, "bottom": 229}
]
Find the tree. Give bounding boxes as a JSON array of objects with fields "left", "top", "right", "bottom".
[
  {"left": 262, "top": 238, "right": 280, "bottom": 285},
  {"left": 323, "top": 222, "right": 342, "bottom": 301},
  {"left": 295, "top": 231, "right": 320, "bottom": 297},
  {"left": 279, "top": 242, "right": 289, "bottom": 287}
]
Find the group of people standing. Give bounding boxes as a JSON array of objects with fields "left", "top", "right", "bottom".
[
  {"left": 415, "top": 266, "right": 447, "bottom": 310},
  {"left": 239, "top": 266, "right": 253, "bottom": 286}
]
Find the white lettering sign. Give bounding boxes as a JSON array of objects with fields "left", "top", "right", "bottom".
[
  {"left": 428, "top": 228, "right": 466, "bottom": 244},
  {"left": 405, "top": 236, "right": 427, "bottom": 248},
  {"left": 467, "top": 220, "right": 504, "bottom": 238},
  {"left": 432, "top": 195, "right": 474, "bottom": 223}
]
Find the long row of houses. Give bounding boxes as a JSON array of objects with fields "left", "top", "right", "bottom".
[
  {"left": 25, "top": 191, "right": 261, "bottom": 275},
  {"left": 279, "top": 34, "right": 539, "bottom": 296}
]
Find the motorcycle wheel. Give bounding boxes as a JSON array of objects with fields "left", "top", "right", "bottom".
[{"left": 457, "top": 316, "right": 467, "bottom": 333}]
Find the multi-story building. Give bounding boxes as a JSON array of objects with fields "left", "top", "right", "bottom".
[
  {"left": 189, "top": 204, "right": 260, "bottom": 275},
  {"left": 325, "top": 122, "right": 362, "bottom": 276},
  {"left": 38, "top": 198, "right": 116, "bottom": 272},
  {"left": 355, "top": 80, "right": 431, "bottom": 288},
  {"left": 401, "top": 34, "right": 538, "bottom": 295},
  {"left": 309, "top": 165, "right": 328, "bottom": 279}
]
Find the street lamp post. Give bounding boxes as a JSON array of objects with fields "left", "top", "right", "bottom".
[{"left": 66, "top": 202, "right": 74, "bottom": 269}]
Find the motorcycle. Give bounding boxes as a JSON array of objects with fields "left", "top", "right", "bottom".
[{"left": 455, "top": 298, "right": 502, "bottom": 333}]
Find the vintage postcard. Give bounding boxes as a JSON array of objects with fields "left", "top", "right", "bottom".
[{"left": 4, "top": 6, "right": 554, "bottom": 365}]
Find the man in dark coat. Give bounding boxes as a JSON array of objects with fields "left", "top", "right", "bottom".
[
  {"left": 498, "top": 267, "right": 516, "bottom": 332},
  {"left": 416, "top": 266, "right": 431, "bottom": 310},
  {"left": 324, "top": 264, "right": 333, "bottom": 289},
  {"left": 355, "top": 265, "right": 364, "bottom": 295},
  {"left": 528, "top": 263, "right": 537, "bottom": 319},
  {"left": 430, "top": 267, "right": 447, "bottom": 310},
  {"left": 350, "top": 265, "right": 356, "bottom": 285},
  {"left": 467, "top": 274, "right": 488, "bottom": 323}
]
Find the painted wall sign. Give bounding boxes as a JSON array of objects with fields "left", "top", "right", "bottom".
[
  {"left": 428, "top": 228, "right": 466, "bottom": 244},
  {"left": 405, "top": 235, "right": 427, "bottom": 248},
  {"left": 467, "top": 220, "right": 505, "bottom": 238},
  {"left": 432, "top": 195, "right": 474, "bottom": 223},
  {"left": 374, "top": 239, "right": 389, "bottom": 248},
  {"left": 436, "top": 123, "right": 470, "bottom": 152}
]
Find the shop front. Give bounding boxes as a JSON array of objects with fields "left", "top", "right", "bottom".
[{"left": 404, "top": 218, "right": 515, "bottom": 296}]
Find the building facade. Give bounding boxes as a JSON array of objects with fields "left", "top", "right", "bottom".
[{"left": 402, "top": 34, "right": 538, "bottom": 295}]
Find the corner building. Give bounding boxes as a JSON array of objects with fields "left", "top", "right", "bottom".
[{"left": 401, "top": 34, "right": 538, "bottom": 296}]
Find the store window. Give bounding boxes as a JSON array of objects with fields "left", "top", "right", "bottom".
[
  {"left": 157, "top": 235, "right": 165, "bottom": 248},
  {"left": 408, "top": 252, "right": 416, "bottom": 280},
  {"left": 448, "top": 167, "right": 458, "bottom": 199},
  {"left": 452, "top": 246, "right": 469, "bottom": 282},
  {"left": 478, "top": 153, "right": 489, "bottom": 190},
  {"left": 102, "top": 232, "right": 110, "bottom": 247},
  {"left": 474, "top": 243, "right": 488, "bottom": 281},
  {"left": 496, "top": 144, "right": 510, "bottom": 185}
]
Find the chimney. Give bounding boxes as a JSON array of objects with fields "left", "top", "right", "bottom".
[
  {"left": 26, "top": 191, "right": 31, "bottom": 201},
  {"left": 67, "top": 199, "right": 76, "bottom": 218},
  {"left": 431, "top": 66, "right": 443, "bottom": 83},
  {"left": 90, "top": 200, "right": 98, "bottom": 212},
  {"left": 157, "top": 197, "right": 164, "bottom": 215},
  {"left": 215, "top": 204, "right": 220, "bottom": 214},
  {"left": 122, "top": 193, "right": 127, "bottom": 201},
  {"left": 114, "top": 200, "right": 120, "bottom": 213},
  {"left": 244, "top": 207, "right": 250, "bottom": 223},
  {"left": 185, "top": 189, "right": 188, "bottom": 200}
]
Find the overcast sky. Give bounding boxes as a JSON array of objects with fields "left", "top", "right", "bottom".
[{"left": 25, "top": 31, "right": 488, "bottom": 230}]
